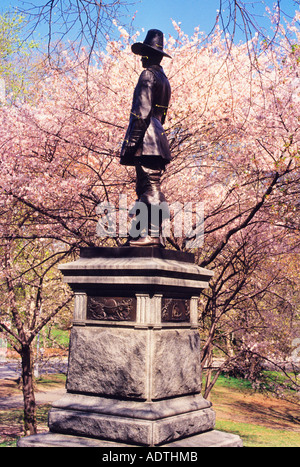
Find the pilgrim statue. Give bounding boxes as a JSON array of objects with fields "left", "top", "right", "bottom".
[{"left": 120, "top": 29, "right": 172, "bottom": 247}]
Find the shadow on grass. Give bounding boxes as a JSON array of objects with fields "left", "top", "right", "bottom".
[{"left": 0, "top": 405, "right": 50, "bottom": 447}]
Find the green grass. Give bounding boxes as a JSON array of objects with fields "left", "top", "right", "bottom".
[
  {"left": 0, "top": 405, "right": 50, "bottom": 447},
  {"left": 1, "top": 372, "right": 299, "bottom": 447},
  {"left": 36, "top": 373, "right": 66, "bottom": 387},
  {"left": 0, "top": 408, "right": 23, "bottom": 447},
  {"left": 208, "top": 371, "right": 300, "bottom": 447},
  {"left": 48, "top": 327, "right": 69, "bottom": 348},
  {"left": 215, "top": 419, "right": 300, "bottom": 447},
  {"left": 213, "top": 373, "right": 253, "bottom": 391}
]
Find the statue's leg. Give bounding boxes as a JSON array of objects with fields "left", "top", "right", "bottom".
[{"left": 128, "top": 158, "right": 167, "bottom": 247}]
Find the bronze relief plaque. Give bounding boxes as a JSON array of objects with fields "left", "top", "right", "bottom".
[
  {"left": 87, "top": 297, "right": 136, "bottom": 321},
  {"left": 161, "top": 298, "right": 190, "bottom": 322}
]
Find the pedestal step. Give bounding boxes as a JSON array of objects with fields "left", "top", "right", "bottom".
[
  {"left": 48, "top": 393, "right": 216, "bottom": 446},
  {"left": 18, "top": 430, "right": 243, "bottom": 447}
]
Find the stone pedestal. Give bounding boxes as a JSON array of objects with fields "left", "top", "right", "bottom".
[{"left": 18, "top": 247, "right": 242, "bottom": 447}]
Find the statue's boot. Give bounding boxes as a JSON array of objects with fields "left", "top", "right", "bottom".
[
  {"left": 129, "top": 235, "right": 161, "bottom": 247},
  {"left": 129, "top": 208, "right": 164, "bottom": 247}
]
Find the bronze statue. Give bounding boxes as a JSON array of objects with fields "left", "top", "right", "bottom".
[{"left": 120, "top": 29, "right": 172, "bottom": 247}]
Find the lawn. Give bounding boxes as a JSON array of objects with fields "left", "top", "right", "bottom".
[
  {"left": 1, "top": 372, "right": 299, "bottom": 447},
  {"left": 215, "top": 419, "right": 300, "bottom": 447},
  {"left": 210, "top": 374, "right": 300, "bottom": 447}
]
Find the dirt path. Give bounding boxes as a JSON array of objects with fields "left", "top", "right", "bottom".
[
  {"left": 0, "top": 387, "right": 66, "bottom": 409},
  {"left": 0, "top": 379, "right": 66, "bottom": 409}
]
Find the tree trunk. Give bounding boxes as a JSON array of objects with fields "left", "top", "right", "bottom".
[
  {"left": 203, "top": 343, "right": 213, "bottom": 401},
  {"left": 21, "top": 344, "right": 37, "bottom": 435}
]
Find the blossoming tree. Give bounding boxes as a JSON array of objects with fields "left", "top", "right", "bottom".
[{"left": 0, "top": 13, "right": 299, "bottom": 433}]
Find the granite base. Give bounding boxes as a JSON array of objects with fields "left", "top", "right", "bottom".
[{"left": 18, "top": 430, "right": 243, "bottom": 447}]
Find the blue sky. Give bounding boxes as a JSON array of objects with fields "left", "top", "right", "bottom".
[
  {"left": 124, "top": 0, "right": 299, "bottom": 40},
  {"left": 123, "top": 0, "right": 221, "bottom": 36},
  {"left": 1, "top": 0, "right": 299, "bottom": 45},
  {"left": 2, "top": 0, "right": 221, "bottom": 38}
]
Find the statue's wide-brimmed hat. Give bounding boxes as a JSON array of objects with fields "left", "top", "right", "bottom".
[{"left": 131, "top": 29, "right": 172, "bottom": 59}]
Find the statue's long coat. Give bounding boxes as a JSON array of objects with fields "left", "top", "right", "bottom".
[{"left": 120, "top": 64, "right": 171, "bottom": 166}]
